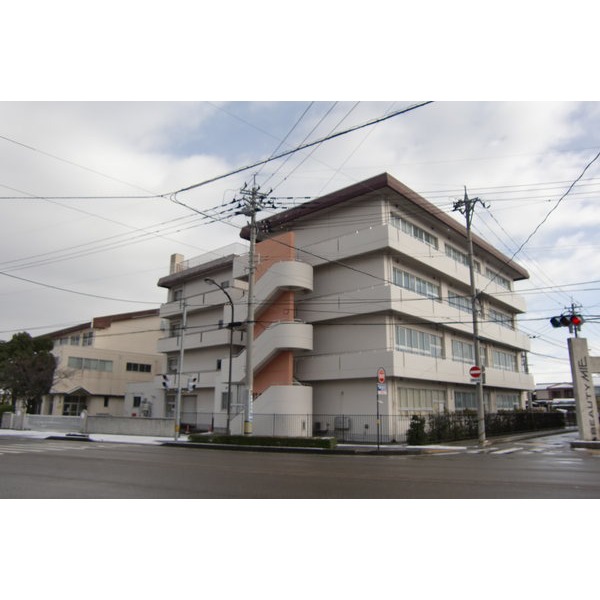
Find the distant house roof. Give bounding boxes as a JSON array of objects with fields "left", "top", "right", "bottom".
[
  {"left": 241, "top": 172, "right": 530, "bottom": 281},
  {"left": 45, "top": 309, "right": 159, "bottom": 339}
]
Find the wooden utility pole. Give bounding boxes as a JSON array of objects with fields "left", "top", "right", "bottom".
[
  {"left": 238, "top": 177, "right": 271, "bottom": 435},
  {"left": 453, "top": 187, "right": 489, "bottom": 447}
]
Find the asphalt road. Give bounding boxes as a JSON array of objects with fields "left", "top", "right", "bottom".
[{"left": 1, "top": 431, "right": 599, "bottom": 498}]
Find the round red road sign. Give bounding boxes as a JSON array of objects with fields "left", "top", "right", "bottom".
[
  {"left": 469, "top": 365, "right": 482, "bottom": 378},
  {"left": 377, "top": 368, "right": 386, "bottom": 384}
]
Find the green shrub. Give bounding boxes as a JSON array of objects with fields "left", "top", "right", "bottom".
[
  {"left": 407, "top": 410, "right": 568, "bottom": 444},
  {"left": 406, "top": 415, "right": 428, "bottom": 445},
  {"left": 0, "top": 403, "right": 14, "bottom": 417},
  {"left": 187, "top": 433, "right": 337, "bottom": 449}
]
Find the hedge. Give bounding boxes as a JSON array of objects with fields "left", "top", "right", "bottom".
[{"left": 407, "top": 410, "right": 566, "bottom": 445}]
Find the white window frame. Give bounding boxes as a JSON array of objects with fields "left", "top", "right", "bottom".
[
  {"left": 393, "top": 267, "right": 441, "bottom": 300},
  {"left": 396, "top": 326, "right": 443, "bottom": 358}
]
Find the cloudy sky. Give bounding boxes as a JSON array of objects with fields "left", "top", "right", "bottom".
[{"left": 1, "top": 100, "right": 598, "bottom": 383}]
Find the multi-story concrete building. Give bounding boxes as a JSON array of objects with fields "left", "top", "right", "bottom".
[
  {"left": 157, "top": 173, "right": 535, "bottom": 439},
  {"left": 43, "top": 309, "right": 165, "bottom": 417}
]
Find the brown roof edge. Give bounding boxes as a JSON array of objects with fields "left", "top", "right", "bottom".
[
  {"left": 46, "top": 308, "right": 159, "bottom": 338},
  {"left": 241, "top": 172, "right": 529, "bottom": 281},
  {"left": 92, "top": 308, "right": 159, "bottom": 329}
]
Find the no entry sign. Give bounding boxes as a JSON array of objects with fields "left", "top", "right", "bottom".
[
  {"left": 469, "top": 365, "right": 482, "bottom": 379},
  {"left": 377, "top": 368, "right": 386, "bottom": 384}
]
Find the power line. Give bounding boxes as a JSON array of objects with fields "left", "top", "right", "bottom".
[
  {"left": 0, "top": 269, "right": 158, "bottom": 304},
  {"left": 167, "top": 101, "right": 434, "bottom": 196},
  {"left": 492, "top": 149, "right": 600, "bottom": 272}
]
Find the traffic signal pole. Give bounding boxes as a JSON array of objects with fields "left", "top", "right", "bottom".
[{"left": 454, "top": 188, "right": 488, "bottom": 447}]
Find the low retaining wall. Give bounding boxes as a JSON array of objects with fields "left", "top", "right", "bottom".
[{"left": 84, "top": 416, "right": 175, "bottom": 437}]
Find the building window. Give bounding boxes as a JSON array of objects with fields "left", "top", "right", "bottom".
[
  {"left": 70, "top": 335, "right": 80, "bottom": 345},
  {"left": 452, "top": 341, "right": 487, "bottom": 366},
  {"left": 167, "top": 357, "right": 179, "bottom": 373},
  {"left": 485, "top": 268, "right": 511, "bottom": 290},
  {"left": 82, "top": 331, "right": 94, "bottom": 346},
  {"left": 393, "top": 268, "right": 440, "bottom": 300},
  {"left": 452, "top": 340, "right": 474, "bottom": 363},
  {"left": 103, "top": 396, "right": 110, "bottom": 408},
  {"left": 397, "top": 388, "right": 446, "bottom": 412},
  {"left": 126, "top": 362, "right": 152, "bottom": 373},
  {"left": 445, "top": 244, "right": 469, "bottom": 266},
  {"left": 165, "top": 395, "right": 176, "bottom": 418},
  {"left": 448, "top": 292, "right": 472, "bottom": 314},
  {"left": 455, "top": 391, "right": 491, "bottom": 412},
  {"left": 492, "top": 349, "right": 517, "bottom": 372},
  {"left": 445, "top": 244, "right": 481, "bottom": 273},
  {"left": 172, "top": 288, "right": 183, "bottom": 302},
  {"left": 497, "top": 393, "right": 520, "bottom": 410},
  {"left": 133, "top": 396, "right": 142, "bottom": 408},
  {"left": 488, "top": 307, "right": 514, "bottom": 330},
  {"left": 170, "top": 320, "right": 182, "bottom": 338},
  {"left": 391, "top": 214, "right": 438, "bottom": 249},
  {"left": 68, "top": 356, "right": 113, "bottom": 372},
  {"left": 396, "top": 326, "right": 443, "bottom": 358}
]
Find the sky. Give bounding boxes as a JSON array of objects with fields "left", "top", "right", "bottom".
[{"left": 1, "top": 100, "right": 599, "bottom": 384}]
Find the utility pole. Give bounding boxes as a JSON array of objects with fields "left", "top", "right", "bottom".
[
  {"left": 204, "top": 277, "right": 236, "bottom": 436},
  {"left": 174, "top": 300, "right": 188, "bottom": 441},
  {"left": 237, "top": 177, "right": 272, "bottom": 435},
  {"left": 453, "top": 187, "right": 489, "bottom": 447}
]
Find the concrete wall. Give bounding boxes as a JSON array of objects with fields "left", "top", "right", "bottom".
[{"left": 84, "top": 416, "right": 175, "bottom": 437}]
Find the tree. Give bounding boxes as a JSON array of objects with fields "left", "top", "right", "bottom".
[{"left": 0, "top": 332, "right": 56, "bottom": 413}]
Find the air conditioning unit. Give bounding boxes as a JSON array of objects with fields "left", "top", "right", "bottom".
[{"left": 334, "top": 416, "right": 351, "bottom": 431}]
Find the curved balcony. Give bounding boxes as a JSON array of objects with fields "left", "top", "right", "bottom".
[
  {"left": 230, "top": 321, "right": 313, "bottom": 382},
  {"left": 231, "top": 260, "right": 314, "bottom": 323}
]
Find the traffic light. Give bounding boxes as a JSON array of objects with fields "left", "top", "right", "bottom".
[
  {"left": 161, "top": 374, "right": 171, "bottom": 389},
  {"left": 187, "top": 376, "right": 197, "bottom": 392},
  {"left": 550, "top": 313, "right": 584, "bottom": 332}
]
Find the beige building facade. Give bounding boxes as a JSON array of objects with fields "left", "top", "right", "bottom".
[
  {"left": 43, "top": 309, "right": 165, "bottom": 417},
  {"left": 157, "top": 173, "right": 535, "bottom": 439}
]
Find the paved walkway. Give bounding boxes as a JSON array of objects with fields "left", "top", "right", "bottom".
[{"left": 0, "top": 426, "right": 583, "bottom": 454}]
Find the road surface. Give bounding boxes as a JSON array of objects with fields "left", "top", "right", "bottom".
[{"left": 1, "top": 430, "right": 598, "bottom": 498}]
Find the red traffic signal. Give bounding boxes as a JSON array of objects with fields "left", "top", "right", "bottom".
[
  {"left": 570, "top": 315, "right": 583, "bottom": 327},
  {"left": 550, "top": 313, "right": 583, "bottom": 330}
]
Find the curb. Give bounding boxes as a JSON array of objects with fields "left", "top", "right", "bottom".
[
  {"left": 161, "top": 441, "right": 460, "bottom": 455},
  {"left": 570, "top": 440, "right": 600, "bottom": 449}
]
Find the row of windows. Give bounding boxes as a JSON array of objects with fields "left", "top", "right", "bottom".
[
  {"left": 391, "top": 214, "right": 439, "bottom": 249},
  {"left": 393, "top": 268, "right": 441, "bottom": 300},
  {"left": 397, "top": 388, "right": 446, "bottom": 411},
  {"left": 56, "top": 331, "right": 94, "bottom": 347},
  {"left": 126, "top": 362, "right": 152, "bottom": 373},
  {"left": 393, "top": 267, "right": 514, "bottom": 328},
  {"left": 395, "top": 325, "right": 519, "bottom": 371},
  {"left": 396, "top": 326, "right": 443, "bottom": 357},
  {"left": 395, "top": 388, "right": 520, "bottom": 412},
  {"left": 68, "top": 356, "right": 113, "bottom": 372},
  {"left": 391, "top": 213, "right": 512, "bottom": 292},
  {"left": 67, "top": 357, "right": 154, "bottom": 373}
]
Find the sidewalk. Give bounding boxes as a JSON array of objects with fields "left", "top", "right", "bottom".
[
  {"left": 1, "top": 427, "right": 461, "bottom": 453},
  {"left": 0, "top": 426, "right": 581, "bottom": 454},
  {"left": 0, "top": 428, "right": 173, "bottom": 446}
]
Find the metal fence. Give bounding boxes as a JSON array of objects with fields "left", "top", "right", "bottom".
[{"left": 180, "top": 410, "right": 576, "bottom": 443}]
